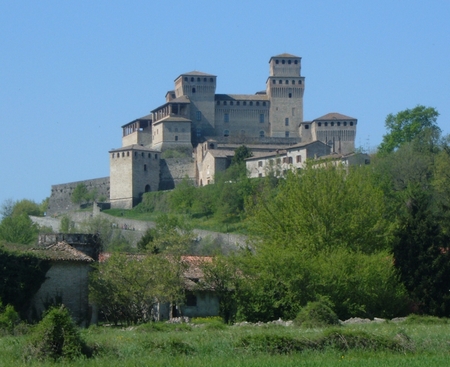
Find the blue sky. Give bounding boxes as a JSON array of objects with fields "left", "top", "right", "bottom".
[{"left": 1, "top": 0, "right": 449, "bottom": 207}]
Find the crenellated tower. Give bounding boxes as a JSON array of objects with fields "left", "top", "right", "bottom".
[{"left": 266, "top": 53, "right": 305, "bottom": 138}]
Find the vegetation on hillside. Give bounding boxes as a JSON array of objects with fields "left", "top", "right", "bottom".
[{"left": 1, "top": 106, "right": 450, "bottom": 339}]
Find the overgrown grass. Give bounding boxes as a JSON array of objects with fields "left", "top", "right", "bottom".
[
  {"left": 103, "top": 208, "right": 249, "bottom": 234},
  {"left": 1, "top": 320, "right": 450, "bottom": 366}
]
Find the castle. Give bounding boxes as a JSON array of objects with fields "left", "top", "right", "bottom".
[{"left": 47, "top": 53, "right": 358, "bottom": 214}]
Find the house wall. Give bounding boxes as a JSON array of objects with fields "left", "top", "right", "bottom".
[
  {"left": 30, "top": 262, "right": 91, "bottom": 325},
  {"left": 180, "top": 291, "right": 219, "bottom": 318}
]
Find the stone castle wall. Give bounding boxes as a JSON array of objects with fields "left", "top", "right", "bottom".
[
  {"left": 47, "top": 177, "right": 110, "bottom": 216},
  {"left": 159, "top": 157, "right": 196, "bottom": 190}
]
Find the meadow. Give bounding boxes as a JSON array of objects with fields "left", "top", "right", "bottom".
[{"left": 1, "top": 317, "right": 449, "bottom": 367}]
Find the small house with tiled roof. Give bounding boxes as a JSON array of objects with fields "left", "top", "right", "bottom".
[{"left": 29, "top": 241, "right": 95, "bottom": 325}]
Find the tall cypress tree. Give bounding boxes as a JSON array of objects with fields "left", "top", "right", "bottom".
[{"left": 393, "top": 188, "right": 450, "bottom": 316}]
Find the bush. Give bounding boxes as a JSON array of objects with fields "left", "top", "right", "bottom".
[
  {"left": 294, "top": 299, "right": 339, "bottom": 328},
  {"left": 25, "top": 306, "right": 90, "bottom": 360},
  {"left": 0, "top": 302, "right": 20, "bottom": 334},
  {"left": 403, "top": 314, "right": 448, "bottom": 324}
]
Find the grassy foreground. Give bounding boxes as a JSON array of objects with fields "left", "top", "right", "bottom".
[{"left": 1, "top": 318, "right": 450, "bottom": 367}]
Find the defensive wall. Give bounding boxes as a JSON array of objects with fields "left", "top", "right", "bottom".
[
  {"left": 31, "top": 211, "right": 247, "bottom": 251},
  {"left": 159, "top": 157, "right": 196, "bottom": 190},
  {"left": 46, "top": 177, "right": 110, "bottom": 216}
]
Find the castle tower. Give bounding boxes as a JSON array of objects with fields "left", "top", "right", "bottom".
[
  {"left": 175, "top": 72, "right": 217, "bottom": 140},
  {"left": 309, "top": 113, "right": 357, "bottom": 155},
  {"left": 109, "top": 145, "right": 160, "bottom": 209},
  {"left": 266, "top": 53, "right": 305, "bottom": 138}
]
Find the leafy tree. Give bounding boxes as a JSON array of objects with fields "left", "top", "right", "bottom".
[
  {"left": 71, "top": 183, "right": 89, "bottom": 204},
  {"left": 90, "top": 252, "right": 186, "bottom": 325},
  {"left": 392, "top": 188, "right": 450, "bottom": 316},
  {"left": 137, "top": 214, "right": 194, "bottom": 254},
  {"left": 199, "top": 256, "right": 239, "bottom": 323},
  {"left": 11, "top": 199, "right": 42, "bottom": 217},
  {"left": 378, "top": 105, "right": 440, "bottom": 155},
  {"left": 26, "top": 306, "right": 89, "bottom": 360},
  {"left": 60, "top": 215, "right": 75, "bottom": 233},
  {"left": 78, "top": 216, "right": 132, "bottom": 252},
  {"left": 249, "top": 164, "right": 391, "bottom": 254},
  {"left": 0, "top": 199, "right": 15, "bottom": 219},
  {"left": 169, "top": 177, "right": 196, "bottom": 214},
  {"left": 0, "top": 213, "right": 39, "bottom": 244},
  {"left": 0, "top": 245, "right": 50, "bottom": 318},
  {"left": 232, "top": 145, "right": 253, "bottom": 165}
]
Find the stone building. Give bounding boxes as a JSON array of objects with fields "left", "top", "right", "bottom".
[
  {"left": 47, "top": 53, "right": 358, "bottom": 211},
  {"left": 108, "top": 53, "right": 358, "bottom": 209}
]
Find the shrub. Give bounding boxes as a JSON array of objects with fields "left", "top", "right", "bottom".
[
  {"left": 0, "top": 302, "right": 20, "bottom": 334},
  {"left": 25, "top": 306, "right": 90, "bottom": 360},
  {"left": 321, "top": 328, "right": 410, "bottom": 352},
  {"left": 403, "top": 314, "right": 448, "bottom": 324},
  {"left": 237, "top": 334, "right": 318, "bottom": 354},
  {"left": 294, "top": 299, "right": 340, "bottom": 328}
]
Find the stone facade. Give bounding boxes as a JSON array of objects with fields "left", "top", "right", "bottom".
[
  {"left": 48, "top": 54, "right": 358, "bottom": 210},
  {"left": 109, "top": 145, "right": 160, "bottom": 209},
  {"left": 47, "top": 177, "right": 110, "bottom": 216},
  {"left": 30, "top": 238, "right": 100, "bottom": 325}
]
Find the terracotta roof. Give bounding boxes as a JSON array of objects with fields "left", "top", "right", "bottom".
[
  {"left": 314, "top": 112, "right": 356, "bottom": 121},
  {"left": 109, "top": 145, "right": 160, "bottom": 153},
  {"left": 31, "top": 242, "right": 94, "bottom": 263}
]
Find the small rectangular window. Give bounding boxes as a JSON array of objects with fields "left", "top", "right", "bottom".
[
  {"left": 196, "top": 111, "right": 201, "bottom": 121},
  {"left": 258, "top": 161, "right": 263, "bottom": 167},
  {"left": 224, "top": 113, "right": 229, "bottom": 123},
  {"left": 296, "top": 155, "right": 302, "bottom": 163},
  {"left": 285, "top": 118, "right": 289, "bottom": 126},
  {"left": 259, "top": 114, "right": 264, "bottom": 123},
  {"left": 285, "top": 131, "right": 290, "bottom": 138}
]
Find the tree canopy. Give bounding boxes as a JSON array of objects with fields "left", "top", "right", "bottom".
[{"left": 378, "top": 105, "right": 440, "bottom": 155}]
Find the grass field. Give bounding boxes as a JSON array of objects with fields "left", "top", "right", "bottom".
[{"left": 1, "top": 318, "right": 449, "bottom": 367}]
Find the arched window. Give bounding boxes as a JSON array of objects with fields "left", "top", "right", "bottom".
[
  {"left": 223, "top": 129, "right": 229, "bottom": 137},
  {"left": 259, "top": 130, "right": 265, "bottom": 137},
  {"left": 145, "top": 184, "right": 150, "bottom": 192}
]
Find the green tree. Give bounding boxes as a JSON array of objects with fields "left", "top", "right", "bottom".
[
  {"left": 90, "top": 252, "right": 186, "bottom": 325},
  {"left": 392, "top": 188, "right": 450, "bottom": 316},
  {"left": 250, "top": 164, "right": 391, "bottom": 253},
  {"left": 137, "top": 214, "right": 194, "bottom": 254},
  {"left": 169, "top": 177, "right": 196, "bottom": 214},
  {"left": 71, "top": 183, "right": 89, "bottom": 205},
  {"left": 232, "top": 145, "right": 253, "bottom": 165},
  {"left": 0, "top": 213, "right": 39, "bottom": 244},
  {"left": 27, "top": 306, "right": 89, "bottom": 360},
  {"left": 378, "top": 105, "right": 440, "bottom": 155},
  {"left": 199, "top": 256, "right": 239, "bottom": 323},
  {"left": 78, "top": 216, "right": 132, "bottom": 252}
]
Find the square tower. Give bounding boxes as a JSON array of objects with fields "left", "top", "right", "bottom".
[
  {"left": 266, "top": 53, "right": 305, "bottom": 138},
  {"left": 109, "top": 145, "right": 160, "bottom": 209}
]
